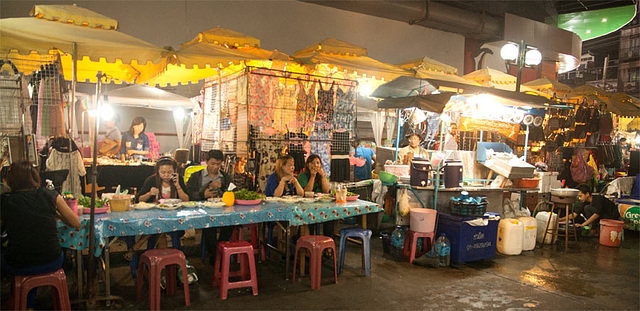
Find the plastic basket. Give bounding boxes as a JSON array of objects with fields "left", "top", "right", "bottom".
[{"left": 449, "top": 200, "right": 487, "bottom": 217}]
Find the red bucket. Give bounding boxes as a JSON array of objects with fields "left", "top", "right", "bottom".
[{"left": 599, "top": 219, "right": 624, "bottom": 247}]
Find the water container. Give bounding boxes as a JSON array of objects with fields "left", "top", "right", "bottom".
[
  {"left": 535, "top": 212, "right": 558, "bottom": 244},
  {"left": 518, "top": 216, "right": 537, "bottom": 251},
  {"left": 390, "top": 226, "right": 406, "bottom": 261},
  {"left": 497, "top": 218, "right": 523, "bottom": 255},
  {"left": 435, "top": 234, "right": 451, "bottom": 267},
  {"left": 599, "top": 219, "right": 625, "bottom": 247},
  {"left": 410, "top": 208, "right": 437, "bottom": 233},
  {"left": 410, "top": 158, "right": 431, "bottom": 187},
  {"left": 443, "top": 160, "right": 463, "bottom": 188}
]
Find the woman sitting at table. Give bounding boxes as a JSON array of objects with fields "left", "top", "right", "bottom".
[
  {"left": 1, "top": 160, "right": 81, "bottom": 308},
  {"left": 131, "top": 157, "right": 188, "bottom": 251},
  {"left": 119, "top": 116, "right": 150, "bottom": 160},
  {"left": 265, "top": 155, "right": 304, "bottom": 197},
  {"left": 297, "top": 154, "right": 330, "bottom": 194},
  {"left": 298, "top": 154, "right": 334, "bottom": 236}
]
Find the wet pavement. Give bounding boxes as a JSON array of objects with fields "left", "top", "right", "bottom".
[{"left": 2, "top": 229, "right": 638, "bottom": 310}]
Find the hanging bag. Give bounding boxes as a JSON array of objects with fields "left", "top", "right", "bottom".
[{"left": 570, "top": 149, "right": 594, "bottom": 183}]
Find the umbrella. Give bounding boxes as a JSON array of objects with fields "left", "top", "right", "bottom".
[
  {"left": 599, "top": 92, "right": 640, "bottom": 117},
  {"left": 145, "top": 27, "right": 304, "bottom": 86},
  {"left": 293, "top": 38, "right": 410, "bottom": 81},
  {"left": 522, "top": 77, "right": 573, "bottom": 96},
  {"left": 397, "top": 55, "right": 459, "bottom": 75}
]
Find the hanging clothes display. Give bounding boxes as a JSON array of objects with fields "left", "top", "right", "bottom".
[
  {"left": 333, "top": 86, "right": 355, "bottom": 131},
  {"left": 46, "top": 146, "right": 86, "bottom": 198},
  {"left": 275, "top": 82, "right": 299, "bottom": 132},
  {"left": 248, "top": 70, "right": 278, "bottom": 128},
  {"left": 296, "top": 79, "right": 317, "bottom": 133},
  {"left": 315, "top": 81, "right": 334, "bottom": 131}
]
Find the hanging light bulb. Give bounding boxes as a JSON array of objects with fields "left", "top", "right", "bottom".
[{"left": 525, "top": 49, "right": 542, "bottom": 66}]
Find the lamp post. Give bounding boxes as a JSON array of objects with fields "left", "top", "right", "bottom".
[{"left": 501, "top": 40, "right": 542, "bottom": 92}]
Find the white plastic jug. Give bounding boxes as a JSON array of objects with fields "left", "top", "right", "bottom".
[
  {"left": 518, "top": 216, "right": 537, "bottom": 251},
  {"left": 497, "top": 218, "right": 523, "bottom": 255},
  {"left": 535, "top": 212, "right": 558, "bottom": 245}
]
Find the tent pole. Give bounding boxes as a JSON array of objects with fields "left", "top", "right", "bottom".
[
  {"left": 524, "top": 124, "right": 530, "bottom": 161},
  {"left": 394, "top": 109, "right": 401, "bottom": 164},
  {"left": 87, "top": 71, "right": 103, "bottom": 309},
  {"left": 433, "top": 117, "right": 446, "bottom": 209}
]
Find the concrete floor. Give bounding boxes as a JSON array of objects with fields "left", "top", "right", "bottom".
[{"left": 3, "top": 228, "right": 638, "bottom": 310}]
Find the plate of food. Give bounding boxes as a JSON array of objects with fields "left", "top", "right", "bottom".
[
  {"left": 280, "top": 196, "right": 303, "bottom": 204},
  {"left": 202, "top": 201, "right": 225, "bottom": 208},
  {"left": 346, "top": 192, "right": 360, "bottom": 201},
  {"left": 317, "top": 194, "right": 334, "bottom": 202},
  {"left": 181, "top": 201, "right": 201, "bottom": 208},
  {"left": 132, "top": 202, "right": 156, "bottom": 210},
  {"left": 159, "top": 198, "right": 181, "bottom": 205},
  {"left": 156, "top": 203, "right": 181, "bottom": 211},
  {"left": 301, "top": 197, "right": 318, "bottom": 203},
  {"left": 264, "top": 197, "right": 279, "bottom": 203}
]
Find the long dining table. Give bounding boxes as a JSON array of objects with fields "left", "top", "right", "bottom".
[{"left": 57, "top": 199, "right": 382, "bottom": 297}]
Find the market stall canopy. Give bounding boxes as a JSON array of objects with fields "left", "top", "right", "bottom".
[
  {"left": 372, "top": 76, "right": 551, "bottom": 108},
  {"left": 462, "top": 68, "right": 546, "bottom": 95},
  {"left": 144, "top": 27, "right": 303, "bottom": 86},
  {"left": 599, "top": 92, "right": 640, "bottom": 117},
  {"left": 626, "top": 117, "right": 640, "bottom": 131},
  {"left": 293, "top": 38, "right": 410, "bottom": 81},
  {"left": 0, "top": 17, "right": 167, "bottom": 84},
  {"left": 101, "top": 85, "right": 194, "bottom": 110},
  {"left": 568, "top": 84, "right": 607, "bottom": 97},
  {"left": 522, "top": 77, "right": 573, "bottom": 96},
  {"left": 397, "top": 55, "right": 459, "bottom": 75},
  {"left": 377, "top": 94, "right": 453, "bottom": 113},
  {"left": 30, "top": 4, "right": 119, "bottom": 30}
]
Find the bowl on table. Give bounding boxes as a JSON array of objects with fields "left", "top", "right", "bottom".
[
  {"left": 550, "top": 188, "right": 580, "bottom": 197},
  {"left": 235, "top": 199, "right": 262, "bottom": 205},
  {"left": 346, "top": 194, "right": 360, "bottom": 201}
]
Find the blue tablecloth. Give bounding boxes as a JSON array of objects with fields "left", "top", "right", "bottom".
[{"left": 57, "top": 200, "right": 381, "bottom": 256}]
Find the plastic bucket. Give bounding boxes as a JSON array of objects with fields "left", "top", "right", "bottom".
[
  {"left": 64, "top": 199, "right": 78, "bottom": 215},
  {"left": 410, "top": 208, "right": 437, "bottom": 233},
  {"left": 599, "top": 219, "right": 624, "bottom": 247}
]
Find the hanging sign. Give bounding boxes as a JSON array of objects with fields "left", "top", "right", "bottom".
[{"left": 459, "top": 117, "right": 520, "bottom": 141}]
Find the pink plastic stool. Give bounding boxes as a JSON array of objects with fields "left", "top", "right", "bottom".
[
  {"left": 136, "top": 249, "right": 190, "bottom": 310},
  {"left": 213, "top": 241, "right": 258, "bottom": 299},
  {"left": 231, "top": 224, "right": 266, "bottom": 261},
  {"left": 403, "top": 229, "right": 435, "bottom": 263},
  {"left": 292, "top": 235, "right": 338, "bottom": 290},
  {"left": 10, "top": 269, "right": 71, "bottom": 310}
]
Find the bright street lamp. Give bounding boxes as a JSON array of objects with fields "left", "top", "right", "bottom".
[{"left": 501, "top": 40, "right": 542, "bottom": 92}]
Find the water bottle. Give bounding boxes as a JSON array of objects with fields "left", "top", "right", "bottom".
[
  {"left": 390, "top": 226, "right": 406, "bottom": 261},
  {"left": 435, "top": 233, "right": 451, "bottom": 267}
]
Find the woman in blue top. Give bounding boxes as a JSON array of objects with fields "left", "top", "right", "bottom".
[
  {"left": 119, "top": 116, "right": 150, "bottom": 160},
  {"left": 265, "top": 155, "right": 304, "bottom": 197}
]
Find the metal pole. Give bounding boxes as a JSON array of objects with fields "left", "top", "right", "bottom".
[
  {"left": 515, "top": 40, "right": 526, "bottom": 93},
  {"left": 394, "top": 109, "right": 401, "bottom": 164},
  {"left": 68, "top": 44, "right": 78, "bottom": 198},
  {"left": 524, "top": 124, "right": 530, "bottom": 161},
  {"left": 87, "top": 71, "right": 103, "bottom": 308}
]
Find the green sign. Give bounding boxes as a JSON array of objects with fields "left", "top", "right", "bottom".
[{"left": 552, "top": 5, "right": 637, "bottom": 41}]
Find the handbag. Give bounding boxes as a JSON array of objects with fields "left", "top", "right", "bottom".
[{"left": 570, "top": 149, "right": 594, "bottom": 183}]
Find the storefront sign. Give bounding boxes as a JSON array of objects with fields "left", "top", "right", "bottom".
[{"left": 459, "top": 117, "right": 520, "bottom": 141}]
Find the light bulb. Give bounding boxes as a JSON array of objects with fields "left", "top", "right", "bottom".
[
  {"left": 525, "top": 49, "right": 542, "bottom": 66},
  {"left": 500, "top": 43, "right": 519, "bottom": 61},
  {"left": 173, "top": 108, "right": 185, "bottom": 120}
]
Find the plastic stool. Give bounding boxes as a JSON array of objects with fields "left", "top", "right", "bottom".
[
  {"left": 338, "top": 227, "right": 372, "bottom": 276},
  {"left": 213, "top": 241, "right": 259, "bottom": 299},
  {"left": 10, "top": 269, "right": 71, "bottom": 310},
  {"left": 232, "top": 224, "right": 266, "bottom": 261},
  {"left": 136, "top": 249, "right": 190, "bottom": 310},
  {"left": 403, "top": 229, "right": 435, "bottom": 263},
  {"left": 292, "top": 235, "right": 337, "bottom": 290}
]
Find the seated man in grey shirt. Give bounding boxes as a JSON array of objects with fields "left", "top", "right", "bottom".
[{"left": 98, "top": 114, "right": 122, "bottom": 156}]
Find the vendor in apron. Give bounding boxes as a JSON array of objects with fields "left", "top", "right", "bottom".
[{"left": 398, "top": 133, "right": 429, "bottom": 165}]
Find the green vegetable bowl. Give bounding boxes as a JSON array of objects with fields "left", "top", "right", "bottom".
[{"left": 379, "top": 171, "right": 399, "bottom": 184}]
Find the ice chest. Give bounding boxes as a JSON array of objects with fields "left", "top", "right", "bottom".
[
  {"left": 436, "top": 212, "right": 499, "bottom": 263},
  {"left": 410, "top": 158, "right": 431, "bottom": 187}
]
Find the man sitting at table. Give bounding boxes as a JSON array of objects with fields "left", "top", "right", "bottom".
[{"left": 186, "top": 149, "right": 233, "bottom": 264}]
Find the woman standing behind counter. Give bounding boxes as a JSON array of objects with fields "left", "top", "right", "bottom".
[{"left": 120, "top": 116, "right": 150, "bottom": 160}]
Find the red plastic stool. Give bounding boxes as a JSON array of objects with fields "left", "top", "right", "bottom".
[
  {"left": 403, "top": 230, "right": 435, "bottom": 263},
  {"left": 232, "top": 224, "right": 266, "bottom": 261},
  {"left": 10, "top": 269, "right": 71, "bottom": 310},
  {"left": 213, "top": 241, "right": 259, "bottom": 299},
  {"left": 292, "top": 235, "right": 337, "bottom": 290},
  {"left": 136, "top": 249, "right": 190, "bottom": 310}
]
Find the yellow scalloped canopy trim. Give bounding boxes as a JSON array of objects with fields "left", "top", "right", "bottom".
[{"left": 30, "top": 5, "right": 119, "bottom": 30}]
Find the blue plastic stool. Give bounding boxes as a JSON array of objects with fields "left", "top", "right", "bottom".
[{"left": 338, "top": 227, "right": 372, "bottom": 276}]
